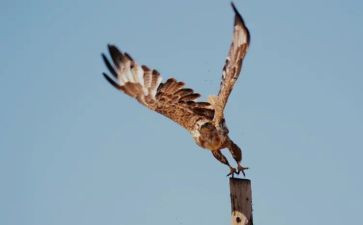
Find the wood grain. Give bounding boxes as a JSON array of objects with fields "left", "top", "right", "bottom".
[{"left": 229, "top": 178, "right": 253, "bottom": 225}]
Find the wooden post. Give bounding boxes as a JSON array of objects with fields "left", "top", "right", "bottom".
[{"left": 229, "top": 178, "right": 253, "bottom": 225}]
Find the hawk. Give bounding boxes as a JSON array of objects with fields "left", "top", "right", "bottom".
[{"left": 101, "top": 3, "right": 250, "bottom": 176}]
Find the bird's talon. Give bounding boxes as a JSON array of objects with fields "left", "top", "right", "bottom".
[
  {"left": 226, "top": 167, "right": 237, "bottom": 177},
  {"left": 237, "top": 165, "right": 249, "bottom": 177}
]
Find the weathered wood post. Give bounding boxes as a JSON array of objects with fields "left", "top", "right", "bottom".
[{"left": 229, "top": 178, "right": 253, "bottom": 225}]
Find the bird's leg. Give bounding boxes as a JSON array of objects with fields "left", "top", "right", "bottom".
[
  {"left": 212, "top": 149, "right": 237, "bottom": 177},
  {"left": 227, "top": 139, "right": 249, "bottom": 176}
]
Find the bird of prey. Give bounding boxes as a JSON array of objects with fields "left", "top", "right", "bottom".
[{"left": 101, "top": 3, "right": 250, "bottom": 177}]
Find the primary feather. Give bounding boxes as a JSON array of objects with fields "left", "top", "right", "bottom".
[{"left": 102, "top": 45, "right": 214, "bottom": 131}]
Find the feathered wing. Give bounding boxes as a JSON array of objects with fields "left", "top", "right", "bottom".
[
  {"left": 211, "top": 3, "right": 250, "bottom": 125},
  {"left": 102, "top": 45, "right": 214, "bottom": 131}
]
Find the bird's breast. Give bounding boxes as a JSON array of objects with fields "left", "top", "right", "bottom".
[
  {"left": 192, "top": 129, "right": 226, "bottom": 151},
  {"left": 191, "top": 120, "right": 228, "bottom": 151}
]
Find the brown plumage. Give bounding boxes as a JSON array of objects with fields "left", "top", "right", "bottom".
[{"left": 102, "top": 3, "right": 250, "bottom": 177}]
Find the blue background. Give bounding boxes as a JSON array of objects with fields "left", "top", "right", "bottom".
[{"left": 1, "top": 0, "right": 362, "bottom": 224}]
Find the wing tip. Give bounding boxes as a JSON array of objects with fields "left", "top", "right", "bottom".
[
  {"left": 107, "top": 43, "right": 116, "bottom": 49},
  {"left": 231, "top": 2, "right": 239, "bottom": 15},
  {"left": 103, "top": 72, "right": 122, "bottom": 90},
  {"left": 101, "top": 53, "right": 107, "bottom": 63},
  {"left": 231, "top": 2, "right": 251, "bottom": 44},
  {"left": 107, "top": 44, "right": 123, "bottom": 57},
  {"left": 231, "top": 2, "right": 243, "bottom": 21},
  {"left": 142, "top": 65, "right": 150, "bottom": 71},
  {"left": 124, "top": 52, "right": 134, "bottom": 61},
  {"left": 101, "top": 53, "right": 118, "bottom": 78}
]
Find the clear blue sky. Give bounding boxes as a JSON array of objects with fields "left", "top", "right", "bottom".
[{"left": 1, "top": 0, "right": 362, "bottom": 224}]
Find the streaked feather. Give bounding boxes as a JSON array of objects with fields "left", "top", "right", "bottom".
[
  {"left": 214, "top": 2, "right": 250, "bottom": 125},
  {"left": 179, "top": 93, "right": 201, "bottom": 102},
  {"left": 101, "top": 3, "right": 250, "bottom": 132},
  {"left": 102, "top": 44, "right": 215, "bottom": 130}
]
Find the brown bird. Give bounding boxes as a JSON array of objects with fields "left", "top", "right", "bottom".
[{"left": 102, "top": 3, "right": 250, "bottom": 177}]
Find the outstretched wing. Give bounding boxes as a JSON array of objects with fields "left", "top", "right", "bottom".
[
  {"left": 212, "top": 3, "right": 250, "bottom": 125},
  {"left": 102, "top": 45, "right": 214, "bottom": 131}
]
